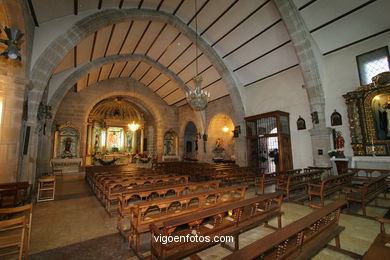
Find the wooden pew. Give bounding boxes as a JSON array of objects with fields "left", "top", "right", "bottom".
[
  {"left": 117, "top": 180, "right": 221, "bottom": 232},
  {"left": 308, "top": 172, "right": 354, "bottom": 208},
  {"left": 276, "top": 170, "right": 323, "bottom": 201},
  {"left": 0, "top": 182, "right": 30, "bottom": 208},
  {"left": 255, "top": 169, "right": 303, "bottom": 195},
  {"left": 344, "top": 168, "right": 390, "bottom": 190},
  {"left": 363, "top": 218, "right": 390, "bottom": 259},
  {"left": 103, "top": 175, "right": 189, "bottom": 212},
  {"left": 222, "top": 200, "right": 351, "bottom": 260},
  {"left": 150, "top": 192, "right": 284, "bottom": 260},
  {"left": 130, "top": 185, "right": 248, "bottom": 254},
  {"left": 345, "top": 174, "right": 388, "bottom": 216}
]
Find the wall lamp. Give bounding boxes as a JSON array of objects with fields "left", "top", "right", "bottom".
[{"left": 0, "top": 25, "right": 23, "bottom": 60}]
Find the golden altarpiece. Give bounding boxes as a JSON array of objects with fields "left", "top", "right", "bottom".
[
  {"left": 344, "top": 72, "right": 390, "bottom": 156},
  {"left": 84, "top": 97, "right": 147, "bottom": 165}
]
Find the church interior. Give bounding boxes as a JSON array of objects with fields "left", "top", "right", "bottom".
[{"left": 0, "top": 0, "right": 390, "bottom": 259}]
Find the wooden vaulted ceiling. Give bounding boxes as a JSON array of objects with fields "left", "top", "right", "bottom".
[{"left": 28, "top": 0, "right": 390, "bottom": 106}]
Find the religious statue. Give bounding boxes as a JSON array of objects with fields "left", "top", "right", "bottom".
[
  {"left": 62, "top": 137, "right": 73, "bottom": 158},
  {"left": 335, "top": 131, "right": 345, "bottom": 157},
  {"left": 379, "top": 97, "right": 390, "bottom": 138},
  {"left": 213, "top": 138, "right": 225, "bottom": 155}
]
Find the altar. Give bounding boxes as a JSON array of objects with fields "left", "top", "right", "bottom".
[
  {"left": 351, "top": 156, "right": 390, "bottom": 170},
  {"left": 51, "top": 158, "right": 82, "bottom": 173}
]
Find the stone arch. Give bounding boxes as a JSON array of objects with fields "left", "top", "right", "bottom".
[
  {"left": 48, "top": 53, "right": 190, "bottom": 110},
  {"left": 30, "top": 9, "right": 245, "bottom": 123},
  {"left": 182, "top": 121, "right": 198, "bottom": 160}
]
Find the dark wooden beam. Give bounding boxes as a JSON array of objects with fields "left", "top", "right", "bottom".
[
  {"left": 244, "top": 64, "right": 299, "bottom": 87},
  {"left": 117, "top": 21, "right": 134, "bottom": 55},
  {"left": 74, "top": 0, "right": 78, "bottom": 15},
  {"left": 98, "top": 0, "right": 103, "bottom": 9},
  {"left": 90, "top": 31, "right": 98, "bottom": 61},
  {"left": 73, "top": 46, "right": 77, "bottom": 67},
  {"left": 324, "top": 27, "right": 390, "bottom": 56},
  {"left": 200, "top": 0, "right": 239, "bottom": 36},
  {"left": 119, "top": 0, "right": 124, "bottom": 9},
  {"left": 222, "top": 19, "right": 282, "bottom": 59},
  {"left": 154, "top": 79, "right": 170, "bottom": 93},
  {"left": 118, "top": 61, "right": 128, "bottom": 77},
  {"left": 132, "top": 21, "right": 152, "bottom": 54},
  {"left": 156, "top": 0, "right": 164, "bottom": 11},
  {"left": 298, "top": 0, "right": 318, "bottom": 11},
  {"left": 104, "top": 24, "right": 116, "bottom": 57},
  {"left": 211, "top": 0, "right": 271, "bottom": 47},
  {"left": 173, "top": 0, "right": 185, "bottom": 15},
  {"left": 107, "top": 63, "right": 115, "bottom": 78},
  {"left": 138, "top": 0, "right": 144, "bottom": 9},
  {"left": 27, "top": 0, "right": 39, "bottom": 27},
  {"left": 233, "top": 40, "right": 291, "bottom": 72},
  {"left": 187, "top": 0, "right": 210, "bottom": 25},
  {"left": 310, "top": 0, "right": 377, "bottom": 33}
]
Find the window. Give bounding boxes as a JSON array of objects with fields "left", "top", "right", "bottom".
[{"left": 356, "top": 47, "right": 390, "bottom": 85}]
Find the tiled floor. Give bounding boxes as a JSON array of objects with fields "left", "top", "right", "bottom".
[{"left": 30, "top": 174, "right": 389, "bottom": 259}]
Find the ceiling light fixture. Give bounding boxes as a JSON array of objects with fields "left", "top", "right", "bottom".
[
  {"left": 0, "top": 25, "right": 23, "bottom": 60},
  {"left": 128, "top": 121, "right": 140, "bottom": 132},
  {"left": 222, "top": 114, "right": 229, "bottom": 132},
  {"left": 186, "top": 0, "right": 210, "bottom": 111}
]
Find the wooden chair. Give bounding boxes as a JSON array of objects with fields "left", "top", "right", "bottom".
[
  {"left": 0, "top": 204, "right": 33, "bottom": 257},
  {"left": 37, "top": 176, "right": 56, "bottom": 202},
  {"left": 0, "top": 216, "right": 26, "bottom": 260}
]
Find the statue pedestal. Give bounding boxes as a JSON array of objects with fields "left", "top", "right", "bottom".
[
  {"left": 162, "top": 155, "right": 180, "bottom": 162},
  {"left": 330, "top": 157, "right": 350, "bottom": 175},
  {"left": 51, "top": 158, "right": 83, "bottom": 174}
]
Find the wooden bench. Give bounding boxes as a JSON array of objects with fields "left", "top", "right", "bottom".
[
  {"left": 150, "top": 192, "right": 284, "bottom": 260},
  {"left": 0, "top": 182, "right": 30, "bottom": 208},
  {"left": 345, "top": 174, "right": 388, "bottom": 216},
  {"left": 363, "top": 218, "right": 390, "bottom": 259},
  {"left": 222, "top": 200, "right": 351, "bottom": 260},
  {"left": 117, "top": 180, "right": 221, "bottom": 230},
  {"left": 103, "top": 175, "right": 188, "bottom": 212},
  {"left": 129, "top": 185, "right": 248, "bottom": 254},
  {"left": 276, "top": 170, "right": 323, "bottom": 201},
  {"left": 255, "top": 169, "right": 302, "bottom": 195},
  {"left": 308, "top": 172, "right": 354, "bottom": 208},
  {"left": 344, "top": 168, "right": 390, "bottom": 191}
]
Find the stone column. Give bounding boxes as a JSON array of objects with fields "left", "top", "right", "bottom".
[
  {"left": 274, "top": 0, "right": 332, "bottom": 166},
  {"left": 140, "top": 128, "right": 144, "bottom": 153},
  {"left": 132, "top": 130, "right": 137, "bottom": 153},
  {"left": 86, "top": 124, "right": 92, "bottom": 155},
  {"left": 0, "top": 75, "right": 29, "bottom": 182}
]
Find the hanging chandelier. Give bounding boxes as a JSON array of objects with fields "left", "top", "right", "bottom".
[
  {"left": 186, "top": 0, "right": 210, "bottom": 111},
  {"left": 128, "top": 121, "right": 140, "bottom": 132}
]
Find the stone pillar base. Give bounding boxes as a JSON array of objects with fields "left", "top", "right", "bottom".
[{"left": 309, "top": 126, "right": 332, "bottom": 167}]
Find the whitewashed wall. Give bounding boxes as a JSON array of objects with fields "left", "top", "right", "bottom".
[{"left": 243, "top": 67, "right": 313, "bottom": 169}]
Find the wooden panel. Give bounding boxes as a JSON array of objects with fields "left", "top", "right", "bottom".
[
  {"left": 77, "top": 33, "right": 94, "bottom": 65},
  {"left": 147, "top": 25, "right": 179, "bottom": 60},
  {"left": 156, "top": 81, "right": 177, "bottom": 97},
  {"left": 119, "top": 61, "right": 138, "bottom": 77},
  {"left": 110, "top": 61, "right": 127, "bottom": 78},
  {"left": 105, "top": 22, "right": 132, "bottom": 56},
  {"left": 140, "top": 67, "right": 161, "bottom": 86},
  {"left": 119, "top": 20, "right": 149, "bottom": 54},
  {"left": 91, "top": 26, "right": 112, "bottom": 60},
  {"left": 54, "top": 48, "right": 74, "bottom": 74},
  {"left": 98, "top": 64, "right": 113, "bottom": 81},
  {"left": 76, "top": 74, "right": 88, "bottom": 91},
  {"left": 132, "top": 62, "right": 150, "bottom": 80},
  {"left": 88, "top": 67, "right": 101, "bottom": 86},
  {"left": 148, "top": 74, "right": 169, "bottom": 91},
  {"left": 158, "top": 34, "right": 192, "bottom": 66},
  {"left": 134, "top": 21, "right": 165, "bottom": 54},
  {"left": 165, "top": 90, "right": 185, "bottom": 105},
  {"left": 121, "top": 0, "right": 139, "bottom": 8}
]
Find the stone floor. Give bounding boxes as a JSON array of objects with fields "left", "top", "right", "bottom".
[{"left": 29, "top": 174, "right": 390, "bottom": 260}]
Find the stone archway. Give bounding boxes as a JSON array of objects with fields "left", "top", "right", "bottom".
[{"left": 183, "top": 121, "right": 198, "bottom": 160}]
